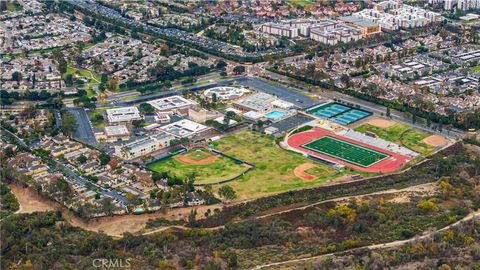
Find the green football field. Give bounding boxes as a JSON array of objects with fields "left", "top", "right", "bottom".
[{"left": 302, "top": 136, "right": 390, "bottom": 167}]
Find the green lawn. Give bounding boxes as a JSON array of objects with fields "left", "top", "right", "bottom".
[
  {"left": 184, "top": 148, "right": 212, "bottom": 160},
  {"left": 355, "top": 123, "right": 434, "bottom": 155},
  {"left": 63, "top": 64, "right": 101, "bottom": 97},
  {"left": 147, "top": 149, "right": 248, "bottom": 185},
  {"left": 6, "top": 1, "right": 22, "bottom": 11},
  {"left": 471, "top": 66, "right": 480, "bottom": 72},
  {"left": 290, "top": 0, "right": 313, "bottom": 7},
  {"left": 87, "top": 108, "right": 109, "bottom": 129},
  {"left": 303, "top": 136, "right": 390, "bottom": 167},
  {"left": 209, "top": 130, "right": 366, "bottom": 200}
]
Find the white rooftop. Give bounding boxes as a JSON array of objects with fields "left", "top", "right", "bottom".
[
  {"left": 160, "top": 119, "right": 209, "bottom": 138},
  {"left": 243, "top": 111, "right": 264, "bottom": 120},
  {"left": 104, "top": 125, "right": 129, "bottom": 136},
  {"left": 106, "top": 107, "right": 142, "bottom": 123},
  {"left": 271, "top": 99, "right": 295, "bottom": 109},
  {"left": 203, "top": 86, "right": 250, "bottom": 101},
  {"left": 147, "top": 95, "right": 195, "bottom": 111}
]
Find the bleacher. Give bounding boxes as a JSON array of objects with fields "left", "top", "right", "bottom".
[{"left": 340, "top": 130, "right": 419, "bottom": 158}]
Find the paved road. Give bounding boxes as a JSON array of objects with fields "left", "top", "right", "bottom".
[
  {"left": 53, "top": 158, "right": 127, "bottom": 204},
  {"left": 67, "top": 107, "right": 98, "bottom": 145},
  {"left": 264, "top": 70, "right": 466, "bottom": 138},
  {"left": 233, "top": 76, "right": 316, "bottom": 109},
  {"left": 100, "top": 76, "right": 316, "bottom": 110}
]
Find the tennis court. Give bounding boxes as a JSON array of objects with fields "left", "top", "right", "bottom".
[
  {"left": 307, "top": 102, "right": 372, "bottom": 125},
  {"left": 302, "top": 136, "right": 390, "bottom": 167}
]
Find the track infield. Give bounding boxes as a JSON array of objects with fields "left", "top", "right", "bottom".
[
  {"left": 287, "top": 128, "right": 412, "bottom": 173},
  {"left": 302, "top": 136, "right": 390, "bottom": 167}
]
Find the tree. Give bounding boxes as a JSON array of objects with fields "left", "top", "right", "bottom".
[
  {"left": 215, "top": 60, "right": 227, "bottom": 69},
  {"left": 12, "top": 71, "right": 22, "bottom": 82},
  {"left": 99, "top": 152, "right": 111, "bottom": 166},
  {"left": 218, "top": 185, "right": 236, "bottom": 200},
  {"left": 417, "top": 200, "right": 438, "bottom": 213},
  {"left": 60, "top": 111, "right": 78, "bottom": 136},
  {"left": 412, "top": 113, "right": 417, "bottom": 125},
  {"left": 101, "top": 73, "right": 108, "bottom": 84},
  {"left": 100, "top": 197, "right": 116, "bottom": 216},
  {"left": 233, "top": 65, "right": 246, "bottom": 75},
  {"left": 386, "top": 107, "right": 391, "bottom": 118},
  {"left": 138, "top": 103, "right": 155, "bottom": 115},
  {"left": 77, "top": 154, "right": 87, "bottom": 164},
  {"left": 65, "top": 74, "right": 74, "bottom": 86},
  {"left": 108, "top": 157, "right": 119, "bottom": 169}
]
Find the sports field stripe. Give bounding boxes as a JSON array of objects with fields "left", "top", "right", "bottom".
[{"left": 302, "top": 136, "right": 390, "bottom": 167}]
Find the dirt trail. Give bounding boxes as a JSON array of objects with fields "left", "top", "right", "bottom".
[
  {"left": 253, "top": 182, "right": 437, "bottom": 221},
  {"left": 254, "top": 210, "right": 480, "bottom": 269},
  {"left": 63, "top": 204, "right": 221, "bottom": 238},
  {"left": 8, "top": 183, "right": 221, "bottom": 237}
]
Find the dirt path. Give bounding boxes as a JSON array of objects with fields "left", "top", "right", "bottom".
[
  {"left": 8, "top": 183, "right": 58, "bottom": 214},
  {"left": 254, "top": 210, "right": 480, "bottom": 269},
  {"left": 253, "top": 182, "right": 438, "bottom": 221}
]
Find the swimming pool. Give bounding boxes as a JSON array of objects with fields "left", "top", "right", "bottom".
[
  {"left": 265, "top": 110, "right": 286, "bottom": 120},
  {"left": 307, "top": 102, "right": 371, "bottom": 125}
]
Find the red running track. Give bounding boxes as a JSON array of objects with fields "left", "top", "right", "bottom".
[{"left": 287, "top": 127, "right": 412, "bottom": 173}]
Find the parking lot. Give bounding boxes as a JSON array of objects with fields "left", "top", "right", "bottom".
[{"left": 67, "top": 107, "right": 97, "bottom": 146}]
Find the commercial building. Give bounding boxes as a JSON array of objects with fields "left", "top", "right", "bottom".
[
  {"left": 260, "top": 22, "right": 299, "bottom": 38},
  {"left": 338, "top": 16, "right": 381, "bottom": 36},
  {"left": 351, "top": 1, "right": 441, "bottom": 31},
  {"left": 159, "top": 119, "right": 211, "bottom": 138},
  {"left": 147, "top": 95, "right": 196, "bottom": 114},
  {"left": 260, "top": 18, "right": 367, "bottom": 44},
  {"left": 106, "top": 107, "right": 142, "bottom": 124},
  {"left": 310, "top": 22, "right": 363, "bottom": 45},
  {"left": 233, "top": 92, "right": 277, "bottom": 112},
  {"left": 114, "top": 132, "right": 174, "bottom": 160},
  {"left": 103, "top": 125, "right": 130, "bottom": 142},
  {"left": 187, "top": 106, "right": 221, "bottom": 123},
  {"left": 203, "top": 86, "right": 250, "bottom": 102},
  {"left": 437, "top": 0, "right": 480, "bottom": 10}
]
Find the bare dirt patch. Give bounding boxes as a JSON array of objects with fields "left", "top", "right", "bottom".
[
  {"left": 176, "top": 153, "right": 218, "bottom": 165},
  {"left": 422, "top": 135, "right": 447, "bottom": 147},
  {"left": 64, "top": 204, "right": 221, "bottom": 237},
  {"left": 367, "top": 118, "right": 396, "bottom": 128},
  {"left": 8, "top": 183, "right": 58, "bottom": 213},
  {"left": 294, "top": 162, "right": 318, "bottom": 181}
]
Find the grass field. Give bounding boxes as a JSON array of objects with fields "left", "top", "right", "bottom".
[
  {"left": 355, "top": 123, "right": 434, "bottom": 155},
  {"left": 209, "top": 130, "right": 369, "bottom": 200},
  {"left": 147, "top": 149, "right": 248, "bottom": 185},
  {"left": 290, "top": 0, "right": 313, "bottom": 7},
  {"left": 303, "top": 136, "right": 390, "bottom": 167},
  {"left": 472, "top": 66, "right": 480, "bottom": 72},
  {"left": 63, "top": 64, "right": 101, "bottom": 97},
  {"left": 184, "top": 149, "right": 212, "bottom": 160},
  {"left": 87, "top": 108, "right": 109, "bottom": 128}
]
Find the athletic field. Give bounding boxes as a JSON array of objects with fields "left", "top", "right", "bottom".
[{"left": 302, "top": 136, "right": 390, "bottom": 167}]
